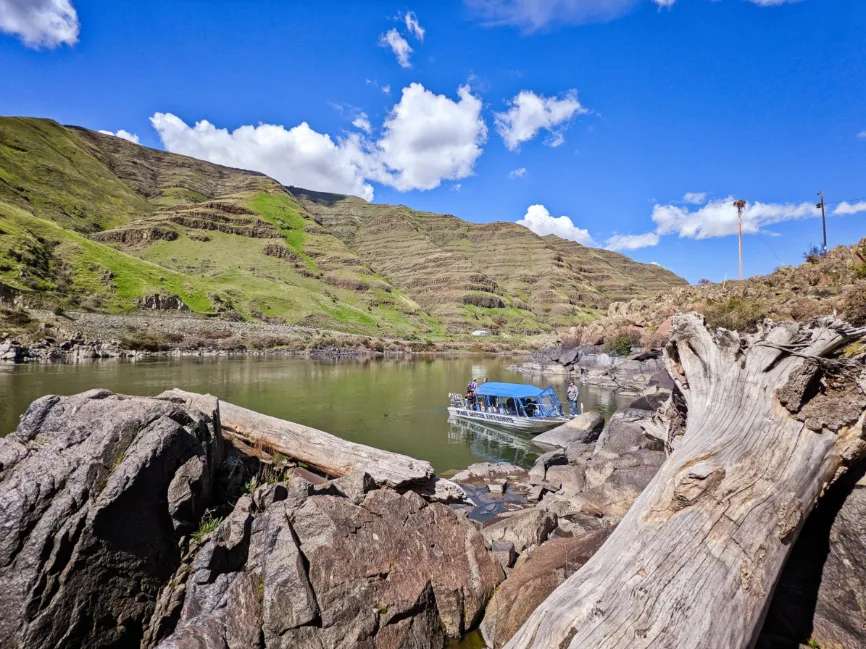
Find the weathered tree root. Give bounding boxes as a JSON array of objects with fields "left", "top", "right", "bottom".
[{"left": 504, "top": 313, "right": 866, "bottom": 649}]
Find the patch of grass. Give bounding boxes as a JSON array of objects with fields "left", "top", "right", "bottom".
[
  {"left": 191, "top": 513, "right": 223, "bottom": 544},
  {"left": 806, "top": 639, "right": 822, "bottom": 649}
]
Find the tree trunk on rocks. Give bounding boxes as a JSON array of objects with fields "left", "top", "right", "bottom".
[
  {"left": 504, "top": 313, "right": 866, "bottom": 649},
  {"left": 160, "top": 389, "right": 434, "bottom": 488}
]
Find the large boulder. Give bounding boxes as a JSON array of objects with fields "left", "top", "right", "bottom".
[
  {"left": 759, "top": 465, "right": 866, "bottom": 649},
  {"left": 157, "top": 484, "right": 505, "bottom": 648},
  {"left": 533, "top": 411, "right": 605, "bottom": 448},
  {"left": 481, "top": 508, "right": 558, "bottom": 555},
  {"left": 0, "top": 390, "right": 223, "bottom": 649},
  {"left": 480, "top": 529, "right": 612, "bottom": 648},
  {"left": 594, "top": 406, "right": 665, "bottom": 457}
]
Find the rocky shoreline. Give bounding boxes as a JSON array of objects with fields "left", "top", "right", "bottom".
[
  {"left": 509, "top": 344, "right": 670, "bottom": 392},
  {"left": 3, "top": 363, "right": 863, "bottom": 648},
  {"left": 0, "top": 309, "right": 536, "bottom": 363}
]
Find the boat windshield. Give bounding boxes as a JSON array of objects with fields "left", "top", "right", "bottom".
[{"left": 536, "top": 388, "right": 561, "bottom": 417}]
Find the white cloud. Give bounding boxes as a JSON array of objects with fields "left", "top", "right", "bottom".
[
  {"left": 747, "top": 0, "right": 802, "bottom": 5},
  {"left": 495, "top": 90, "right": 588, "bottom": 151},
  {"left": 517, "top": 204, "right": 595, "bottom": 245},
  {"left": 150, "top": 112, "right": 376, "bottom": 201},
  {"left": 834, "top": 201, "right": 866, "bottom": 216},
  {"left": 150, "top": 84, "right": 486, "bottom": 199},
  {"left": 652, "top": 197, "right": 818, "bottom": 240},
  {"left": 466, "top": 0, "right": 641, "bottom": 31},
  {"left": 379, "top": 28, "right": 412, "bottom": 68},
  {"left": 508, "top": 167, "right": 527, "bottom": 179},
  {"left": 366, "top": 79, "right": 391, "bottom": 94},
  {"left": 652, "top": 0, "right": 676, "bottom": 6},
  {"left": 858, "top": 131, "right": 866, "bottom": 140},
  {"left": 98, "top": 129, "right": 140, "bottom": 144},
  {"left": 404, "top": 11, "right": 424, "bottom": 40},
  {"left": 352, "top": 113, "right": 372, "bottom": 134},
  {"left": 0, "top": 0, "right": 79, "bottom": 48},
  {"left": 605, "top": 232, "right": 660, "bottom": 251},
  {"left": 372, "top": 83, "right": 487, "bottom": 191},
  {"left": 683, "top": 192, "right": 706, "bottom": 205}
]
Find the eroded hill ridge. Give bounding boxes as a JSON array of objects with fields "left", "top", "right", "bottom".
[{"left": 0, "top": 117, "right": 685, "bottom": 337}]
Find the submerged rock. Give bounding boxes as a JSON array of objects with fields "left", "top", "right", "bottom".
[{"left": 0, "top": 390, "right": 223, "bottom": 649}]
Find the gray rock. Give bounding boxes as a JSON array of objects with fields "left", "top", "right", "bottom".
[
  {"left": 488, "top": 478, "right": 507, "bottom": 494},
  {"left": 545, "top": 464, "right": 586, "bottom": 495},
  {"left": 0, "top": 391, "right": 222, "bottom": 649},
  {"left": 528, "top": 448, "right": 568, "bottom": 484},
  {"left": 330, "top": 470, "right": 377, "bottom": 504},
  {"left": 481, "top": 508, "right": 558, "bottom": 555},
  {"left": 557, "top": 348, "right": 579, "bottom": 366},
  {"left": 533, "top": 411, "right": 605, "bottom": 448},
  {"left": 453, "top": 461, "right": 527, "bottom": 482},
  {"left": 594, "top": 407, "right": 665, "bottom": 457},
  {"left": 490, "top": 539, "right": 517, "bottom": 569}
]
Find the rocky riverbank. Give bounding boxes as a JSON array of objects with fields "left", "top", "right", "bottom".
[
  {"left": 0, "top": 308, "right": 538, "bottom": 363},
  {"left": 509, "top": 344, "right": 670, "bottom": 392},
  {"left": 1, "top": 374, "right": 864, "bottom": 648}
]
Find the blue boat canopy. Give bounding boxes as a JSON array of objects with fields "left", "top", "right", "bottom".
[{"left": 475, "top": 382, "right": 544, "bottom": 398}]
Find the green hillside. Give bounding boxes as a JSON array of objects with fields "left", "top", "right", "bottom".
[{"left": 0, "top": 117, "right": 686, "bottom": 338}]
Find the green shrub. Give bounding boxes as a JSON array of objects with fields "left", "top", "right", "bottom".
[
  {"left": 191, "top": 514, "right": 223, "bottom": 544},
  {"left": 702, "top": 297, "right": 768, "bottom": 332},
  {"left": 853, "top": 263, "right": 866, "bottom": 279}
]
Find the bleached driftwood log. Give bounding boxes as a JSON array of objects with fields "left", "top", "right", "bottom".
[
  {"left": 505, "top": 313, "right": 866, "bottom": 649},
  {"left": 159, "top": 389, "right": 435, "bottom": 488}
]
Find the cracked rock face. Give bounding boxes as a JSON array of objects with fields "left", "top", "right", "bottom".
[
  {"left": 0, "top": 390, "right": 222, "bottom": 649},
  {"left": 156, "top": 476, "right": 505, "bottom": 649}
]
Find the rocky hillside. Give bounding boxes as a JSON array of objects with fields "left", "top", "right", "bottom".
[
  {"left": 568, "top": 238, "right": 866, "bottom": 349},
  {"left": 0, "top": 117, "right": 685, "bottom": 338}
]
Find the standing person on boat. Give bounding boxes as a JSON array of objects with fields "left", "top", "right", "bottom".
[
  {"left": 483, "top": 377, "right": 488, "bottom": 384},
  {"left": 469, "top": 377, "right": 479, "bottom": 391},
  {"left": 567, "top": 381, "right": 579, "bottom": 416}
]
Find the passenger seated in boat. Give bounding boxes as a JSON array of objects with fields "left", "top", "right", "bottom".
[{"left": 524, "top": 399, "right": 537, "bottom": 417}]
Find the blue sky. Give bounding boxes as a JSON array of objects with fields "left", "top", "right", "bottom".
[{"left": 1, "top": 0, "right": 864, "bottom": 283}]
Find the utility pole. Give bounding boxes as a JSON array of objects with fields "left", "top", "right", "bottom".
[
  {"left": 817, "top": 191, "right": 827, "bottom": 254},
  {"left": 733, "top": 199, "right": 746, "bottom": 280}
]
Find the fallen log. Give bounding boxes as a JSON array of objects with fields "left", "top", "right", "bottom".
[
  {"left": 504, "top": 314, "right": 866, "bottom": 649},
  {"left": 159, "top": 389, "right": 435, "bottom": 488}
]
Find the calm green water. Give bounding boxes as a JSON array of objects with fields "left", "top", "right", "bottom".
[{"left": 0, "top": 356, "right": 629, "bottom": 473}]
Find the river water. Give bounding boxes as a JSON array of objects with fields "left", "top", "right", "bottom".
[{"left": 0, "top": 355, "right": 630, "bottom": 473}]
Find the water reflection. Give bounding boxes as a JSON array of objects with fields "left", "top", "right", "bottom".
[
  {"left": 447, "top": 417, "right": 539, "bottom": 468},
  {"left": 0, "top": 355, "right": 629, "bottom": 473}
]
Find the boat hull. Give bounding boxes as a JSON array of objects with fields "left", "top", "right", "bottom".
[{"left": 447, "top": 407, "right": 568, "bottom": 434}]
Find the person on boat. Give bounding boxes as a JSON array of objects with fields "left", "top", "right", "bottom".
[
  {"left": 483, "top": 377, "right": 488, "bottom": 384},
  {"left": 567, "top": 381, "right": 579, "bottom": 415},
  {"left": 525, "top": 399, "right": 537, "bottom": 417},
  {"left": 469, "top": 378, "right": 479, "bottom": 391}
]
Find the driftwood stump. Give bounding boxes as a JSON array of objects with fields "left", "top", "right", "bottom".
[{"left": 505, "top": 313, "right": 866, "bottom": 649}]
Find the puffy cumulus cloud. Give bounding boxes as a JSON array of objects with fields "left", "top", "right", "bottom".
[
  {"left": 508, "top": 167, "right": 527, "bottom": 179},
  {"left": 372, "top": 83, "right": 487, "bottom": 191},
  {"left": 98, "top": 129, "right": 140, "bottom": 144},
  {"left": 150, "top": 84, "right": 486, "bottom": 199},
  {"left": 652, "top": 0, "right": 676, "bottom": 6},
  {"left": 379, "top": 28, "right": 412, "bottom": 68},
  {"left": 683, "top": 192, "right": 706, "bottom": 205},
  {"left": 834, "top": 201, "right": 866, "bottom": 216},
  {"left": 652, "top": 197, "right": 818, "bottom": 240},
  {"left": 516, "top": 204, "right": 595, "bottom": 245},
  {"left": 494, "top": 90, "right": 588, "bottom": 151},
  {"left": 465, "top": 0, "right": 641, "bottom": 31},
  {"left": 0, "top": 0, "right": 79, "bottom": 48},
  {"left": 605, "top": 232, "right": 661, "bottom": 251},
  {"left": 404, "top": 11, "right": 424, "bottom": 40},
  {"left": 150, "top": 112, "right": 376, "bottom": 201}
]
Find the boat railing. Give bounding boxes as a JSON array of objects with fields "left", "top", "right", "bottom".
[{"left": 449, "top": 393, "right": 466, "bottom": 408}]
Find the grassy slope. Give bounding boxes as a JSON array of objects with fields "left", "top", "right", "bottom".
[{"left": 0, "top": 117, "right": 686, "bottom": 338}]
